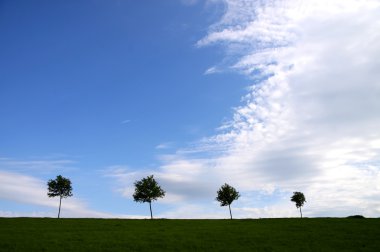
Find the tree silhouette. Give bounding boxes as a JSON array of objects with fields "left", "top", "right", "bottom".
[
  {"left": 291, "top": 191, "right": 306, "bottom": 218},
  {"left": 133, "top": 175, "right": 165, "bottom": 219},
  {"left": 47, "top": 175, "right": 73, "bottom": 218},
  {"left": 216, "top": 183, "right": 240, "bottom": 219}
]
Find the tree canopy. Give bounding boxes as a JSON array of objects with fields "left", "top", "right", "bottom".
[
  {"left": 216, "top": 183, "right": 240, "bottom": 219},
  {"left": 133, "top": 175, "right": 165, "bottom": 219},
  {"left": 47, "top": 175, "right": 73, "bottom": 218},
  {"left": 291, "top": 191, "right": 306, "bottom": 218}
]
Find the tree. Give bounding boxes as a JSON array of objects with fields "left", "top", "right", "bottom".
[
  {"left": 47, "top": 175, "right": 73, "bottom": 218},
  {"left": 291, "top": 191, "right": 306, "bottom": 218},
  {"left": 133, "top": 175, "right": 165, "bottom": 219},
  {"left": 216, "top": 183, "right": 240, "bottom": 219}
]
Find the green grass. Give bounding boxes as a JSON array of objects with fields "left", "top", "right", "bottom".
[{"left": 0, "top": 218, "right": 379, "bottom": 251}]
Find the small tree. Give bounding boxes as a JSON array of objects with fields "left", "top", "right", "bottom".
[
  {"left": 133, "top": 175, "right": 165, "bottom": 219},
  {"left": 291, "top": 191, "right": 306, "bottom": 218},
  {"left": 47, "top": 175, "right": 73, "bottom": 218},
  {"left": 216, "top": 183, "right": 240, "bottom": 219}
]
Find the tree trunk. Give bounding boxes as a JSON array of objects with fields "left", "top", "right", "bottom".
[
  {"left": 300, "top": 207, "right": 302, "bottom": 219},
  {"left": 149, "top": 202, "right": 153, "bottom": 219},
  {"left": 58, "top": 196, "right": 62, "bottom": 219},
  {"left": 229, "top": 204, "right": 232, "bottom": 220}
]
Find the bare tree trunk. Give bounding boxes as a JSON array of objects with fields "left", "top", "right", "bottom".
[
  {"left": 300, "top": 207, "right": 302, "bottom": 219},
  {"left": 58, "top": 196, "right": 62, "bottom": 219},
  {"left": 149, "top": 202, "right": 153, "bottom": 219},
  {"left": 229, "top": 204, "right": 232, "bottom": 220}
]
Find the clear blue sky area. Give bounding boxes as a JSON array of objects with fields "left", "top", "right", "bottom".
[{"left": 0, "top": 0, "right": 247, "bottom": 166}]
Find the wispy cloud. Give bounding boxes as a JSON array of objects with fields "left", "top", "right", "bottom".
[
  {"left": 121, "top": 119, "right": 131, "bottom": 124},
  {"left": 106, "top": 0, "right": 380, "bottom": 218},
  {"left": 204, "top": 66, "right": 221, "bottom": 75},
  {"left": 0, "top": 157, "right": 76, "bottom": 173},
  {"left": 155, "top": 142, "right": 174, "bottom": 150},
  {"left": 0, "top": 170, "right": 146, "bottom": 218}
]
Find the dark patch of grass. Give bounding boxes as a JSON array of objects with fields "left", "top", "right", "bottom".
[{"left": 0, "top": 218, "right": 379, "bottom": 251}]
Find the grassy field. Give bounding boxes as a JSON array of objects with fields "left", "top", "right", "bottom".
[{"left": 0, "top": 218, "right": 379, "bottom": 251}]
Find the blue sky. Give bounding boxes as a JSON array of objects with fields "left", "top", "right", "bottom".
[
  {"left": 1, "top": 0, "right": 246, "bottom": 164},
  {"left": 1, "top": 0, "right": 380, "bottom": 218}
]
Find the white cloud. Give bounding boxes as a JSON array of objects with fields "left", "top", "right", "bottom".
[
  {"left": 195, "top": 0, "right": 380, "bottom": 217},
  {"left": 0, "top": 170, "right": 145, "bottom": 218}
]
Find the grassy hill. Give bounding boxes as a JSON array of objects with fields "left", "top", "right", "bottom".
[{"left": 0, "top": 218, "right": 379, "bottom": 251}]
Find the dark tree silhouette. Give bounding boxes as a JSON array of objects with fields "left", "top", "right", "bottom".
[
  {"left": 291, "top": 191, "right": 306, "bottom": 218},
  {"left": 133, "top": 175, "right": 165, "bottom": 219},
  {"left": 47, "top": 175, "right": 73, "bottom": 218},
  {"left": 216, "top": 183, "right": 240, "bottom": 219}
]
